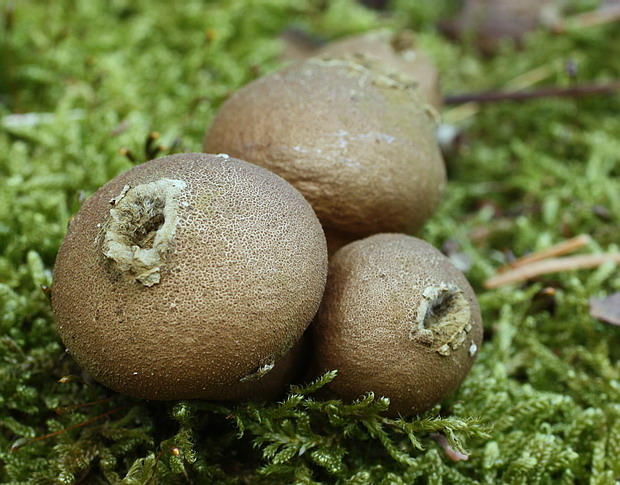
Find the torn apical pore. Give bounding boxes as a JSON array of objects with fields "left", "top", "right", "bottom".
[
  {"left": 410, "top": 283, "right": 473, "bottom": 356},
  {"left": 101, "top": 179, "right": 186, "bottom": 286}
]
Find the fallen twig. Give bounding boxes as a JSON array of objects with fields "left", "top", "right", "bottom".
[
  {"left": 442, "top": 63, "right": 556, "bottom": 124},
  {"left": 444, "top": 80, "right": 620, "bottom": 105},
  {"left": 550, "top": 4, "right": 620, "bottom": 33},
  {"left": 10, "top": 405, "right": 129, "bottom": 452},
  {"left": 1, "top": 110, "right": 84, "bottom": 128},
  {"left": 498, "top": 234, "right": 592, "bottom": 272},
  {"left": 484, "top": 253, "right": 620, "bottom": 289}
]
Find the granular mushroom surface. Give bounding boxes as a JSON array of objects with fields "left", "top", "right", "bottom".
[
  {"left": 204, "top": 57, "right": 446, "bottom": 250},
  {"left": 52, "top": 153, "right": 328, "bottom": 401},
  {"left": 315, "top": 30, "right": 443, "bottom": 109},
  {"left": 309, "top": 233, "right": 483, "bottom": 416}
]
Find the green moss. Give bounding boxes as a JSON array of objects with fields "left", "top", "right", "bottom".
[{"left": 2, "top": 0, "right": 620, "bottom": 483}]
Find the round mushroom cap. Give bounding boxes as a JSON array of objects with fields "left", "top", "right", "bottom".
[
  {"left": 316, "top": 30, "right": 442, "bottom": 109},
  {"left": 309, "top": 233, "right": 483, "bottom": 416},
  {"left": 52, "top": 153, "right": 328, "bottom": 401},
  {"left": 203, "top": 57, "right": 446, "bottom": 246}
]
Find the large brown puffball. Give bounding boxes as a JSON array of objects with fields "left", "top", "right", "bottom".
[
  {"left": 204, "top": 57, "right": 446, "bottom": 252},
  {"left": 52, "top": 153, "right": 328, "bottom": 401},
  {"left": 309, "top": 233, "right": 483, "bottom": 416}
]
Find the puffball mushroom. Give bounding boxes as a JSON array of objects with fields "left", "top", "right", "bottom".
[
  {"left": 204, "top": 57, "right": 446, "bottom": 254},
  {"left": 441, "top": 0, "right": 560, "bottom": 54},
  {"left": 52, "top": 153, "right": 328, "bottom": 401},
  {"left": 308, "top": 233, "right": 483, "bottom": 416}
]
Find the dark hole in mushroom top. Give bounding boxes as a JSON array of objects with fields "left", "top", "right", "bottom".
[
  {"left": 131, "top": 210, "right": 165, "bottom": 249},
  {"left": 423, "top": 290, "right": 459, "bottom": 330},
  {"left": 411, "top": 284, "right": 472, "bottom": 356},
  {"left": 114, "top": 194, "right": 167, "bottom": 249}
]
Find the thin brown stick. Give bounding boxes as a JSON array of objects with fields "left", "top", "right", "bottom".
[
  {"left": 442, "top": 64, "right": 555, "bottom": 124},
  {"left": 550, "top": 4, "right": 620, "bottom": 33},
  {"left": 484, "top": 253, "right": 620, "bottom": 289},
  {"left": 10, "top": 405, "right": 129, "bottom": 452},
  {"left": 55, "top": 395, "right": 119, "bottom": 415},
  {"left": 498, "top": 234, "right": 592, "bottom": 272},
  {"left": 444, "top": 80, "right": 620, "bottom": 105}
]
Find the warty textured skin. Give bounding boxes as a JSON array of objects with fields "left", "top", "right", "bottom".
[
  {"left": 52, "top": 153, "right": 328, "bottom": 401},
  {"left": 203, "top": 58, "right": 446, "bottom": 245},
  {"left": 315, "top": 30, "right": 443, "bottom": 109},
  {"left": 309, "top": 233, "right": 483, "bottom": 417}
]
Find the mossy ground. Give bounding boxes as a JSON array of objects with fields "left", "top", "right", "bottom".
[{"left": 1, "top": 0, "right": 620, "bottom": 483}]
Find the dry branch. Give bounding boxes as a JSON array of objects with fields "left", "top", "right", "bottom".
[
  {"left": 484, "top": 253, "right": 620, "bottom": 289},
  {"left": 444, "top": 80, "right": 620, "bottom": 105},
  {"left": 498, "top": 234, "right": 592, "bottom": 271}
]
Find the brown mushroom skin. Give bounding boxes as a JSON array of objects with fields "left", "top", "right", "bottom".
[
  {"left": 203, "top": 58, "right": 446, "bottom": 249},
  {"left": 214, "top": 334, "right": 309, "bottom": 402},
  {"left": 315, "top": 30, "right": 442, "bottom": 109},
  {"left": 52, "top": 153, "right": 327, "bottom": 401},
  {"left": 308, "top": 233, "right": 483, "bottom": 417}
]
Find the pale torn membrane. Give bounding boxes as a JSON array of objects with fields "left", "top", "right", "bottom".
[
  {"left": 239, "top": 356, "right": 276, "bottom": 382},
  {"left": 409, "top": 283, "right": 473, "bottom": 356},
  {"left": 101, "top": 179, "right": 187, "bottom": 286}
]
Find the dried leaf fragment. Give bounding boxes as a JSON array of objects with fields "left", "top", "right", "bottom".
[
  {"left": 430, "top": 433, "right": 470, "bottom": 462},
  {"left": 589, "top": 292, "right": 620, "bottom": 327}
]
